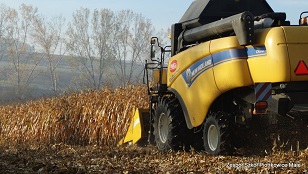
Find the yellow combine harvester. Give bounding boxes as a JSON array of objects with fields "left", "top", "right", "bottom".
[{"left": 119, "top": 0, "right": 308, "bottom": 155}]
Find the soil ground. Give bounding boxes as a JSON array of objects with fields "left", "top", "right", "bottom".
[{"left": 0, "top": 115, "right": 307, "bottom": 173}]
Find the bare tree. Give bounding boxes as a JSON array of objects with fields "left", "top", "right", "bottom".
[
  {"left": 0, "top": 4, "right": 10, "bottom": 62},
  {"left": 66, "top": 8, "right": 155, "bottom": 89},
  {"left": 66, "top": 8, "right": 114, "bottom": 89},
  {"left": 0, "top": 4, "right": 11, "bottom": 86},
  {"left": 111, "top": 10, "right": 154, "bottom": 87},
  {"left": 5, "top": 4, "right": 43, "bottom": 99},
  {"left": 31, "top": 15, "right": 66, "bottom": 94}
]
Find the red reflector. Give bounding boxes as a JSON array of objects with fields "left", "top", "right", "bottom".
[
  {"left": 255, "top": 101, "right": 268, "bottom": 110},
  {"left": 253, "top": 101, "right": 268, "bottom": 114},
  {"left": 295, "top": 60, "right": 308, "bottom": 75}
]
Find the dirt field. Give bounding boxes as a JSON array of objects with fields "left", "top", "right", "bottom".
[
  {"left": 0, "top": 143, "right": 307, "bottom": 174},
  {"left": 1, "top": 116, "right": 307, "bottom": 174}
]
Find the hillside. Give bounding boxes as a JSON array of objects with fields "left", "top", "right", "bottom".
[{"left": 0, "top": 52, "right": 144, "bottom": 104}]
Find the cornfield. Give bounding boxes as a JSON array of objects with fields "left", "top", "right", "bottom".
[
  {"left": 0, "top": 85, "right": 148, "bottom": 147},
  {"left": 0, "top": 85, "right": 307, "bottom": 173}
]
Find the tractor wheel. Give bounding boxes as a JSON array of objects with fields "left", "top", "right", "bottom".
[
  {"left": 153, "top": 96, "right": 186, "bottom": 151},
  {"left": 203, "top": 112, "right": 232, "bottom": 155}
]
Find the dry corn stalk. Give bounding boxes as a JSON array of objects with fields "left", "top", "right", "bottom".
[{"left": 0, "top": 85, "right": 148, "bottom": 146}]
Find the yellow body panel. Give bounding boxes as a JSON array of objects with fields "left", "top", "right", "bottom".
[
  {"left": 170, "top": 63, "right": 219, "bottom": 127},
  {"left": 248, "top": 27, "right": 290, "bottom": 82},
  {"left": 213, "top": 59, "right": 253, "bottom": 92},
  {"left": 211, "top": 38, "right": 253, "bottom": 92},
  {"left": 168, "top": 37, "right": 254, "bottom": 127},
  {"left": 282, "top": 26, "right": 308, "bottom": 81},
  {"left": 167, "top": 42, "right": 217, "bottom": 127},
  {"left": 167, "top": 42, "right": 211, "bottom": 86}
]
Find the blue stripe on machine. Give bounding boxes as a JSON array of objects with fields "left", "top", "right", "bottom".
[
  {"left": 246, "top": 46, "right": 267, "bottom": 58},
  {"left": 182, "top": 46, "right": 266, "bottom": 87},
  {"left": 212, "top": 49, "right": 247, "bottom": 65}
]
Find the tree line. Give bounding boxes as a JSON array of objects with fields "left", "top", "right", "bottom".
[{"left": 0, "top": 4, "right": 167, "bottom": 102}]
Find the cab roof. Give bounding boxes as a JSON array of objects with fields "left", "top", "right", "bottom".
[{"left": 179, "top": 0, "right": 274, "bottom": 28}]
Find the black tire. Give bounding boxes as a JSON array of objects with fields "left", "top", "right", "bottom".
[
  {"left": 153, "top": 96, "right": 187, "bottom": 151},
  {"left": 203, "top": 112, "right": 232, "bottom": 155}
]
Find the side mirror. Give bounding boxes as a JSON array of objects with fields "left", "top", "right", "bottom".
[
  {"left": 150, "top": 37, "right": 160, "bottom": 61},
  {"left": 151, "top": 45, "right": 155, "bottom": 59}
]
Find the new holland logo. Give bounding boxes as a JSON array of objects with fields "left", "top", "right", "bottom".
[{"left": 183, "top": 58, "right": 212, "bottom": 86}]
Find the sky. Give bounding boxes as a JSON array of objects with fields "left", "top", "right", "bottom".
[{"left": 0, "top": 0, "right": 308, "bottom": 30}]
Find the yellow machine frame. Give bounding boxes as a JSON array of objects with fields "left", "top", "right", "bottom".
[{"left": 167, "top": 26, "right": 308, "bottom": 128}]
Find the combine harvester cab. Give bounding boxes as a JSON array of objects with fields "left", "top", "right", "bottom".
[{"left": 120, "top": 0, "right": 308, "bottom": 155}]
